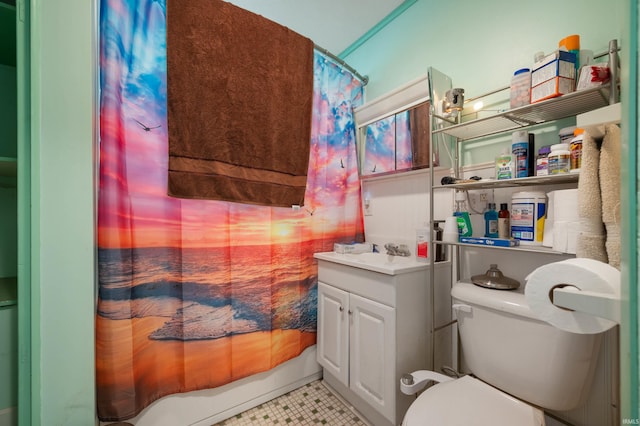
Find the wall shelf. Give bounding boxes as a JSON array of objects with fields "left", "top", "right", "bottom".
[
  {"left": 434, "top": 173, "right": 579, "bottom": 191},
  {"left": 445, "top": 241, "right": 568, "bottom": 255},
  {"left": 433, "top": 84, "right": 611, "bottom": 141}
]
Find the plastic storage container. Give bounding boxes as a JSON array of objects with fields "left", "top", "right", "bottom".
[
  {"left": 510, "top": 68, "right": 531, "bottom": 109},
  {"left": 570, "top": 128, "right": 584, "bottom": 173},
  {"left": 511, "top": 191, "right": 547, "bottom": 245},
  {"left": 548, "top": 143, "right": 571, "bottom": 174},
  {"left": 559, "top": 126, "right": 577, "bottom": 145},
  {"left": 536, "top": 145, "right": 552, "bottom": 176}
]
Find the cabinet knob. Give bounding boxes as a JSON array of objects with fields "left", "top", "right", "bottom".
[
  {"left": 339, "top": 306, "right": 344, "bottom": 312},
  {"left": 348, "top": 310, "right": 352, "bottom": 315}
]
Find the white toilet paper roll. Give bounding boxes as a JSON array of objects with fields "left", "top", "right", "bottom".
[
  {"left": 542, "top": 191, "right": 555, "bottom": 247},
  {"left": 525, "top": 258, "right": 620, "bottom": 334},
  {"left": 566, "top": 221, "right": 580, "bottom": 254},
  {"left": 553, "top": 188, "right": 579, "bottom": 221},
  {"left": 552, "top": 221, "right": 568, "bottom": 253}
]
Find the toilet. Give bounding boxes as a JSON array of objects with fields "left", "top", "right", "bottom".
[{"left": 401, "top": 282, "right": 603, "bottom": 425}]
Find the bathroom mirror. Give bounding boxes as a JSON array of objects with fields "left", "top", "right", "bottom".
[
  {"left": 354, "top": 70, "right": 455, "bottom": 178},
  {"left": 356, "top": 101, "right": 432, "bottom": 177}
]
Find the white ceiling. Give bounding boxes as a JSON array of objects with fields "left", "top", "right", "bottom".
[{"left": 226, "top": 0, "right": 405, "bottom": 55}]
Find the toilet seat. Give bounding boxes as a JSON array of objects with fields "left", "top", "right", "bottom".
[{"left": 402, "top": 375, "right": 545, "bottom": 426}]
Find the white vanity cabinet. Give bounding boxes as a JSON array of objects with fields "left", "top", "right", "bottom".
[
  {"left": 318, "top": 282, "right": 395, "bottom": 420},
  {"left": 315, "top": 252, "right": 449, "bottom": 426}
]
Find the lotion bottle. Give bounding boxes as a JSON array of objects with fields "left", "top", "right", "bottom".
[{"left": 498, "top": 203, "right": 511, "bottom": 239}]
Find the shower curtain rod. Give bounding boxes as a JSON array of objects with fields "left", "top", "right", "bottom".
[{"left": 314, "top": 44, "right": 369, "bottom": 85}]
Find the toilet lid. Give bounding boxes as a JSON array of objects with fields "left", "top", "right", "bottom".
[{"left": 402, "top": 375, "right": 545, "bottom": 426}]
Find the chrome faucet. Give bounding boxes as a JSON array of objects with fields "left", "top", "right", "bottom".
[{"left": 384, "top": 243, "right": 411, "bottom": 257}]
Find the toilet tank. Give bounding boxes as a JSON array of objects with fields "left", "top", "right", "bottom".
[{"left": 451, "top": 282, "right": 602, "bottom": 412}]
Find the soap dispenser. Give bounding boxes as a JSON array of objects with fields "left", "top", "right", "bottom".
[
  {"left": 415, "top": 222, "right": 429, "bottom": 263},
  {"left": 453, "top": 191, "right": 473, "bottom": 237}
]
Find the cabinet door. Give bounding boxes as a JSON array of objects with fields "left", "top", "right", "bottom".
[
  {"left": 349, "top": 293, "right": 395, "bottom": 422},
  {"left": 317, "top": 282, "right": 349, "bottom": 386}
]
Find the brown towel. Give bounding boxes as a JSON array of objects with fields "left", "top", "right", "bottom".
[{"left": 166, "top": 0, "right": 314, "bottom": 207}]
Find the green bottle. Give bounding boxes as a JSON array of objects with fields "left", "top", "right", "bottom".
[{"left": 454, "top": 191, "right": 473, "bottom": 237}]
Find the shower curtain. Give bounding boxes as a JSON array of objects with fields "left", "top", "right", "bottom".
[{"left": 96, "top": 0, "right": 364, "bottom": 421}]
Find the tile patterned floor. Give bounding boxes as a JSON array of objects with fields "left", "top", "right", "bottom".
[{"left": 214, "top": 380, "right": 367, "bottom": 425}]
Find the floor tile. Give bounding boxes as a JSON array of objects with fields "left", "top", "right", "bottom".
[{"left": 214, "top": 380, "right": 366, "bottom": 425}]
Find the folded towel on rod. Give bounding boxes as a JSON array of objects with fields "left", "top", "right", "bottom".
[
  {"left": 166, "top": 0, "right": 314, "bottom": 207},
  {"left": 576, "top": 130, "right": 607, "bottom": 262},
  {"left": 600, "top": 124, "right": 621, "bottom": 269}
]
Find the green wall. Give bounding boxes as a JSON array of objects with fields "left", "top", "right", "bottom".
[
  {"left": 344, "top": 0, "right": 623, "bottom": 102},
  {"left": 30, "top": 0, "right": 96, "bottom": 424}
]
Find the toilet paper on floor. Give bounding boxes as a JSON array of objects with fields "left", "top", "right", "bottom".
[{"left": 525, "top": 258, "right": 620, "bottom": 334}]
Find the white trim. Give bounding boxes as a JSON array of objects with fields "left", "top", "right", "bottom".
[
  {"left": 576, "top": 102, "right": 621, "bottom": 139},
  {"left": 354, "top": 74, "right": 429, "bottom": 127},
  {"left": 360, "top": 166, "right": 450, "bottom": 183}
]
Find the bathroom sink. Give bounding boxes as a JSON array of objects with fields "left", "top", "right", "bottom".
[{"left": 314, "top": 251, "right": 428, "bottom": 275}]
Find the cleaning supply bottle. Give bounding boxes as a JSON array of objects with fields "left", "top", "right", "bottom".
[
  {"left": 454, "top": 191, "right": 473, "bottom": 237},
  {"left": 415, "top": 222, "right": 429, "bottom": 262},
  {"left": 495, "top": 149, "right": 514, "bottom": 180},
  {"left": 498, "top": 203, "right": 510, "bottom": 239},
  {"left": 511, "top": 130, "right": 534, "bottom": 178},
  {"left": 484, "top": 203, "right": 499, "bottom": 238}
]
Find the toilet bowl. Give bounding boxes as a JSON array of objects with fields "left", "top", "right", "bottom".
[
  {"left": 402, "top": 375, "right": 544, "bottom": 426},
  {"left": 401, "top": 282, "right": 602, "bottom": 425}
]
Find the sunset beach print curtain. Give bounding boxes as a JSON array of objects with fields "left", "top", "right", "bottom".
[{"left": 97, "top": 0, "right": 364, "bottom": 421}]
